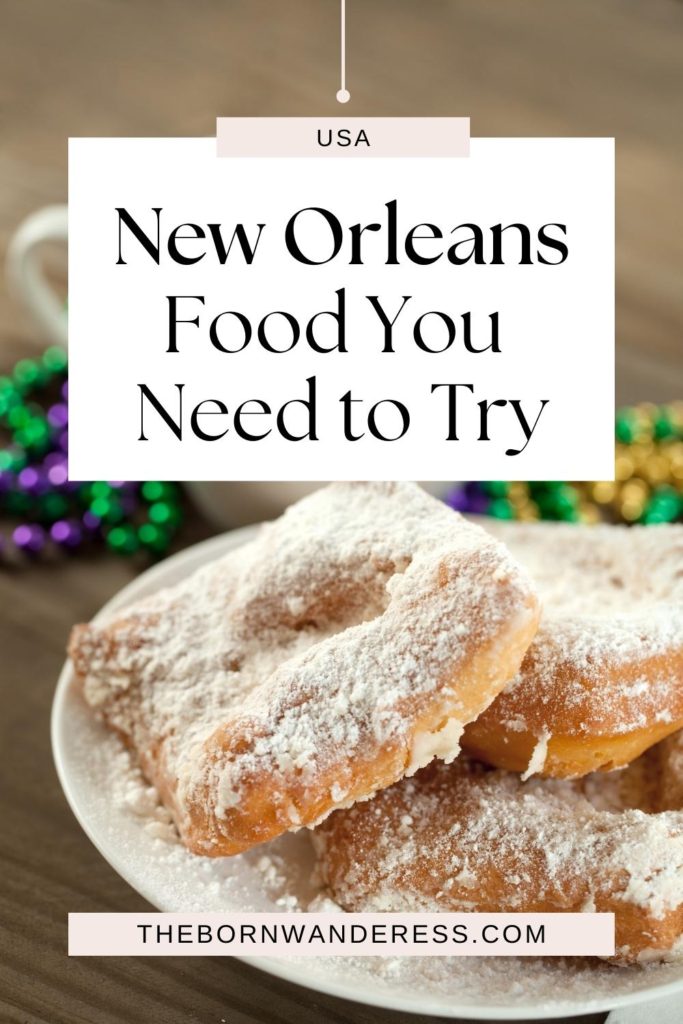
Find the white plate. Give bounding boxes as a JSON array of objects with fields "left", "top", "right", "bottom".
[{"left": 52, "top": 526, "right": 683, "bottom": 1020}]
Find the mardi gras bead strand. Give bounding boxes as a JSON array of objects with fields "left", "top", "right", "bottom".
[
  {"left": 0, "top": 348, "right": 183, "bottom": 562},
  {"left": 446, "top": 402, "right": 683, "bottom": 525}
]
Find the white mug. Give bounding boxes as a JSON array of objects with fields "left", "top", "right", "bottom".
[{"left": 6, "top": 204, "right": 68, "bottom": 348}]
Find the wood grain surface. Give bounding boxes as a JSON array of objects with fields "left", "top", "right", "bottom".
[{"left": 1, "top": 1, "right": 682, "bottom": 1021}]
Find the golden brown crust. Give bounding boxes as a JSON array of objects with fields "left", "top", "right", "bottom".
[
  {"left": 314, "top": 736, "right": 683, "bottom": 964},
  {"left": 461, "top": 521, "right": 683, "bottom": 778}
]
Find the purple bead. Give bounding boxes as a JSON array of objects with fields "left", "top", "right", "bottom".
[
  {"left": 0, "top": 470, "right": 13, "bottom": 494},
  {"left": 51, "top": 519, "right": 82, "bottom": 548},
  {"left": 58, "top": 429, "right": 69, "bottom": 452},
  {"left": 18, "top": 466, "right": 39, "bottom": 490},
  {"left": 13, "top": 523, "right": 46, "bottom": 553},
  {"left": 82, "top": 510, "right": 101, "bottom": 531},
  {"left": 61, "top": 379, "right": 69, "bottom": 401},
  {"left": 47, "top": 463, "right": 68, "bottom": 487},
  {"left": 444, "top": 482, "right": 490, "bottom": 515},
  {"left": 18, "top": 466, "right": 48, "bottom": 496},
  {"left": 43, "top": 451, "right": 66, "bottom": 470},
  {"left": 467, "top": 493, "right": 490, "bottom": 515},
  {"left": 460, "top": 481, "right": 489, "bottom": 514},
  {"left": 445, "top": 486, "right": 470, "bottom": 513},
  {"left": 47, "top": 402, "right": 69, "bottom": 429}
]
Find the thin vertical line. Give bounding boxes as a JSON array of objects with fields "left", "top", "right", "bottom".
[{"left": 340, "top": 0, "right": 346, "bottom": 92}]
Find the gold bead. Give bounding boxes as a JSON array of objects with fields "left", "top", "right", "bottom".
[
  {"left": 669, "top": 401, "right": 683, "bottom": 429},
  {"left": 591, "top": 481, "right": 617, "bottom": 504},
  {"left": 620, "top": 478, "right": 649, "bottom": 503},
  {"left": 666, "top": 442, "right": 683, "bottom": 475},
  {"left": 629, "top": 442, "right": 654, "bottom": 469},
  {"left": 615, "top": 454, "right": 635, "bottom": 481},
  {"left": 620, "top": 498, "right": 644, "bottom": 522},
  {"left": 579, "top": 503, "right": 601, "bottom": 524},
  {"left": 642, "top": 454, "right": 670, "bottom": 485},
  {"left": 508, "top": 482, "right": 528, "bottom": 502},
  {"left": 515, "top": 501, "right": 539, "bottom": 521}
]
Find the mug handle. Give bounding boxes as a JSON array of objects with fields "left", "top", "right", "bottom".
[{"left": 6, "top": 204, "right": 68, "bottom": 349}]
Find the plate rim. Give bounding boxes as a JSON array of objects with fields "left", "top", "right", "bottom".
[{"left": 51, "top": 526, "right": 683, "bottom": 1020}]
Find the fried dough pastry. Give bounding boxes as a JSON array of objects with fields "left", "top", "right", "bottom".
[
  {"left": 69, "top": 482, "right": 539, "bottom": 856},
  {"left": 462, "top": 522, "right": 683, "bottom": 779},
  {"left": 314, "top": 732, "right": 683, "bottom": 963}
]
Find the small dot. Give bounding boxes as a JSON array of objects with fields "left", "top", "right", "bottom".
[{"left": 336, "top": 89, "right": 350, "bottom": 104}]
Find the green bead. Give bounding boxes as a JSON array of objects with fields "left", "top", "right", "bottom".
[
  {"left": 535, "top": 485, "right": 578, "bottom": 520},
  {"left": 488, "top": 498, "right": 515, "bottom": 520},
  {"left": 481, "top": 481, "right": 509, "bottom": 499},
  {"left": 141, "top": 481, "right": 165, "bottom": 502},
  {"left": 639, "top": 484, "right": 680, "bottom": 524},
  {"left": 90, "top": 495, "right": 126, "bottom": 523},
  {"left": 149, "top": 501, "right": 172, "bottom": 524},
  {"left": 142, "top": 481, "right": 180, "bottom": 504},
  {"left": 139, "top": 522, "right": 170, "bottom": 553},
  {"left": 13, "top": 358, "right": 39, "bottom": 384},
  {"left": 0, "top": 395, "right": 13, "bottom": 417},
  {"left": 7, "top": 405, "right": 31, "bottom": 429},
  {"left": 42, "top": 346, "right": 68, "bottom": 373},
  {"left": 27, "top": 416, "right": 48, "bottom": 440},
  {"left": 615, "top": 412, "right": 637, "bottom": 444},
  {"left": 534, "top": 492, "right": 556, "bottom": 514},
  {"left": 15, "top": 417, "right": 50, "bottom": 453},
  {"left": 90, "top": 481, "right": 113, "bottom": 499},
  {"left": 529, "top": 481, "right": 562, "bottom": 499},
  {"left": 640, "top": 501, "right": 679, "bottom": 524},
  {"left": 106, "top": 524, "right": 140, "bottom": 554},
  {"left": 103, "top": 497, "right": 124, "bottom": 523},
  {"left": 558, "top": 505, "right": 580, "bottom": 522},
  {"left": 559, "top": 484, "right": 579, "bottom": 504},
  {"left": 90, "top": 496, "right": 111, "bottom": 519},
  {"left": 0, "top": 387, "right": 21, "bottom": 417},
  {"left": 0, "top": 448, "right": 27, "bottom": 472},
  {"left": 653, "top": 412, "right": 674, "bottom": 440},
  {"left": 39, "top": 493, "right": 70, "bottom": 521},
  {"left": 647, "top": 487, "right": 681, "bottom": 519}
]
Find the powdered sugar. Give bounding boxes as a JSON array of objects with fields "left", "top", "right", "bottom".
[
  {"left": 69, "top": 482, "right": 538, "bottom": 855},
  {"left": 315, "top": 740, "right": 683, "bottom": 960},
  {"left": 474, "top": 520, "right": 683, "bottom": 736},
  {"left": 521, "top": 729, "right": 550, "bottom": 780}
]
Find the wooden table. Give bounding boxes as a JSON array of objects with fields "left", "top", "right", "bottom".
[{"left": 1, "top": 1, "right": 681, "bottom": 1021}]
